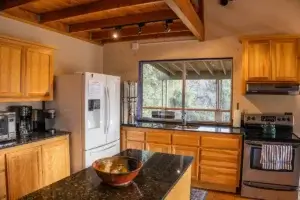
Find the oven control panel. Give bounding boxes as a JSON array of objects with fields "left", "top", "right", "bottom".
[{"left": 244, "top": 113, "right": 294, "bottom": 126}]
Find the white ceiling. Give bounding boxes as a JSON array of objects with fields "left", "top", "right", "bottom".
[{"left": 205, "top": 0, "right": 300, "bottom": 39}]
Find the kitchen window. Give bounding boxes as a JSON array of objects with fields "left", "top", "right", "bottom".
[{"left": 137, "top": 58, "right": 233, "bottom": 124}]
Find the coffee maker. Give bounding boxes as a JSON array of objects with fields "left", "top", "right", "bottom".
[
  {"left": 32, "top": 109, "right": 56, "bottom": 134},
  {"left": 9, "top": 106, "right": 32, "bottom": 138},
  {"left": 44, "top": 109, "right": 56, "bottom": 134}
]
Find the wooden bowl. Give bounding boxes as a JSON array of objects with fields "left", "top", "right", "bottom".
[{"left": 92, "top": 156, "right": 143, "bottom": 187}]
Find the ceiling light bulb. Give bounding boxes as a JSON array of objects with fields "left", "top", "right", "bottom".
[{"left": 112, "top": 32, "right": 119, "bottom": 39}]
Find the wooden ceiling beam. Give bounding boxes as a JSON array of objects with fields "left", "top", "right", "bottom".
[
  {"left": 69, "top": 10, "right": 178, "bottom": 33},
  {"left": 164, "top": 0, "right": 204, "bottom": 40},
  {"left": 102, "top": 31, "right": 193, "bottom": 43},
  {"left": 40, "top": 0, "right": 162, "bottom": 23},
  {"left": 92, "top": 21, "right": 188, "bottom": 40},
  {"left": 0, "top": 0, "right": 37, "bottom": 11}
]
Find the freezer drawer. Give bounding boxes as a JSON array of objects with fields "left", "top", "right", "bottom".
[
  {"left": 85, "top": 140, "right": 120, "bottom": 168},
  {"left": 241, "top": 181, "right": 299, "bottom": 200}
]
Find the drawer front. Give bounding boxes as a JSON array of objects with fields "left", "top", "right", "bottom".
[
  {"left": 146, "top": 132, "right": 171, "bottom": 144},
  {"left": 0, "top": 154, "right": 4, "bottom": 172},
  {"left": 201, "top": 149, "right": 239, "bottom": 169},
  {"left": 199, "top": 166, "right": 237, "bottom": 186},
  {"left": 126, "top": 131, "right": 145, "bottom": 141},
  {"left": 173, "top": 134, "right": 200, "bottom": 146},
  {"left": 201, "top": 136, "right": 239, "bottom": 150},
  {"left": 0, "top": 172, "right": 6, "bottom": 199}
]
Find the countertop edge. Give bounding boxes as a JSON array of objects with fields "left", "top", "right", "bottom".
[{"left": 0, "top": 131, "right": 71, "bottom": 151}]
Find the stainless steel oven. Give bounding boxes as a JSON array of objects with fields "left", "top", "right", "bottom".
[
  {"left": 0, "top": 112, "right": 16, "bottom": 142},
  {"left": 241, "top": 113, "right": 300, "bottom": 200},
  {"left": 242, "top": 140, "right": 300, "bottom": 200}
]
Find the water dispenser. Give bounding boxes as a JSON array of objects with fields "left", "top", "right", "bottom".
[{"left": 87, "top": 99, "right": 100, "bottom": 129}]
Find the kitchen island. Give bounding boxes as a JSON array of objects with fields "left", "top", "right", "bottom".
[{"left": 21, "top": 149, "right": 194, "bottom": 200}]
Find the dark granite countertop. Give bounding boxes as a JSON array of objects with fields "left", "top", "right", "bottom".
[
  {"left": 122, "top": 122, "right": 244, "bottom": 135},
  {"left": 21, "top": 149, "right": 194, "bottom": 200},
  {"left": 0, "top": 131, "right": 70, "bottom": 150}
]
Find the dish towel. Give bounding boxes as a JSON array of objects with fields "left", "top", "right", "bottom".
[{"left": 260, "top": 144, "right": 293, "bottom": 170}]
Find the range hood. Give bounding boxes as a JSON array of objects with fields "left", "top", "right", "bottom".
[{"left": 246, "top": 82, "right": 300, "bottom": 95}]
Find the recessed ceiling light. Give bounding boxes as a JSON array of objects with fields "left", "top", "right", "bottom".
[{"left": 112, "top": 32, "right": 119, "bottom": 39}]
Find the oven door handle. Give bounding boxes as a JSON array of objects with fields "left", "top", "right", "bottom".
[
  {"left": 243, "top": 181, "right": 299, "bottom": 191},
  {"left": 245, "top": 141, "right": 300, "bottom": 148}
]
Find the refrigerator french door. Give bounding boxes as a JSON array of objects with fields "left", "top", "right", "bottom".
[
  {"left": 106, "top": 75, "right": 120, "bottom": 144},
  {"left": 84, "top": 73, "right": 107, "bottom": 150}
]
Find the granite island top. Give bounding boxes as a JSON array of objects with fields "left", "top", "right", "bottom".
[
  {"left": 0, "top": 131, "right": 70, "bottom": 150},
  {"left": 122, "top": 122, "right": 243, "bottom": 135},
  {"left": 21, "top": 149, "right": 194, "bottom": 200}
]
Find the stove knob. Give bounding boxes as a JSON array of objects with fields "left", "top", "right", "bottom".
[
  {"left": 251, "top": 117, "right": 255, "bottom": 120},
  {"left": 278, "top": 118, "right": 281, "bottom": 121},
  {"left": 282, "top": 118, "right": 286, "bottom": 121},
  {"left": 287, "top": 118, "right": 290, "bottom": 121},
  {"left": 247, "top": 116, "right": 251, "bottom": 121}
]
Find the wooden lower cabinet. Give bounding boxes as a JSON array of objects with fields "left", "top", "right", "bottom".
[
  {"left": 146, "top": 143, "right": 172, "bottom": 153},
  {"left": 126, "top": 140, "right": 145, "bottom": 150},
  {"left": 0, "top": 172, "right": 6, "bottom": 199},
  {"left": 199, "top": 165, "right": 237, "bottom": 186},
  {"left": 6, "top": 147, "right": 43, "bottom": 200},
  {"left": 122, "top": 126, "right": 242, "bottom": 193},
  {"left": 172, "top": 145, "right": 199, "bottom": 181},
  {"left": 42, "top": 139, "right": 70, "bottom": 186}
]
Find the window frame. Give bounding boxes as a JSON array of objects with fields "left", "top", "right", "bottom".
[{"left": 137, "top": 58, "right": 234, "bottom": 125}]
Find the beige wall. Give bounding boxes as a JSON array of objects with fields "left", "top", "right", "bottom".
[
  {"left": 0, "top": 16, "right": 103, "bottom": 110},
  {"left": 103, "top": 0, "right": 300, "bottom": 134}
]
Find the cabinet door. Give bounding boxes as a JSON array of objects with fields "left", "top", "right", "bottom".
[
  {"left": 146, "top": 143, "right": 172, "bottom": 154},
  {"left": 0, "top": 172, "right": 6, "bottom": 200},
  {"left": 6, "top": 147, "right": 42, "bottom": 200},
  {"left": 245, "top": 40, "right": 271, "bottom": 81},
  {"left": 0, "top": 42, "right": 23, "bottom": 97},
  {"left": 271, "top": 39, "right": 298, "bottom": 81},
  {"left": 42, "top": 139, "right": 70, "bottom": 187},
  {"left": 126, "top": 141, "right": 145, "bottom": 150},
  {"left": 172, "top": 146, "right": 199, "bottom": 180},
  {"left": 25, "top": 48, "right": 53, "bottom": 99}
]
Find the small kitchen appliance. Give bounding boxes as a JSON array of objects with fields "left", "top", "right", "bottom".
[
  {"left": 0, "top": 112, "right": 16, "bottom": 142},
  {"left": 241, "top": 113, "right": 300, "bottom": 200},
  {"left": 32, "top": 109, "right": 45, "bottom": 132},
  {"left": 8, "top": 106, "right": 32, "bottom": 138},
  {"left": 44, "top": 109, "right": 56, "bottom": 134}
]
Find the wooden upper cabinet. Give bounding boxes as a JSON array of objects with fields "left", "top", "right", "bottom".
[
  {"left": 6, "top": 146, "right": 43, "bottom": 200},
  {"left": 42, "top": 139, "right": 70, "bottom": 187},
  {"left": 25, "top": 47, "right": 53, "bottom": 100},
  {"left": 0, "top": 42, "right": 23, "bottom": 97},
  {"left": 245, "top": 40, "right": 271, "bottom": 81},
  {"left": 271, "top": 39, "right": 298, "bottom": 82}
]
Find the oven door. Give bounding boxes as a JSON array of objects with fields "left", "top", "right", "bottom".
[{"left": 243, "top": 140, "right": 300, "bottom": 186}]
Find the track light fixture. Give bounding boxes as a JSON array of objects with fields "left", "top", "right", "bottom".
[
  {"left": 138, "top": 23, "right": 145, "bottom": 35},
  {"left": 112, "top": 26, "right": 121, "bottom": 39},
  {"left": 164, "top": 19, "right": 173, "bottom": 33}
]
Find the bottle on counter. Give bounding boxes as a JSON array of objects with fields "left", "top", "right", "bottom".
[{"left": 233, "top": 103, "right": 241, "bottom": 128}]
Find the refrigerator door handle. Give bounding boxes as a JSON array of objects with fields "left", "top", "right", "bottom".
[
  {"left": 107, "top": 86, "right": 111, "bottom": 134},
  {"left": 90, "top": 144, "right": 117, "bottom": 154},
  {"left": 104, "top": 86, "right": 108, "bottom": 134}
]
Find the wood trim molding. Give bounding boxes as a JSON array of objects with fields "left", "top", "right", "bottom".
[
  {"left": 164, "top": 0, "right": 204, "bottom": 41},
  {"left": 40, "top": 0, "right": 162, "bottom": 23},
  {"left": 0, "top": 0, "right": 37, "bottom": 11},
  {"left": 69, "top": 10, "right": 178, "bottom": 33}
]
